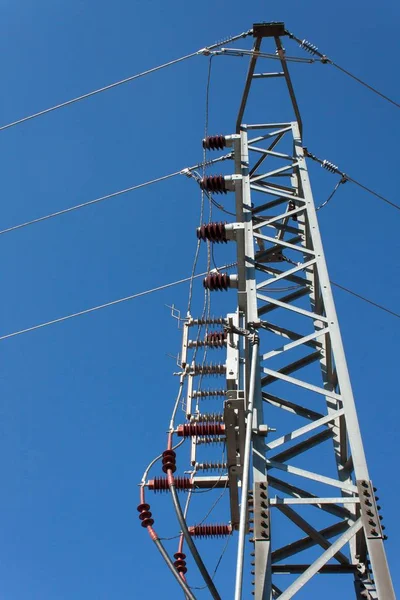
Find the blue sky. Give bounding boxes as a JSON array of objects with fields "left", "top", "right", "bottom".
[{"left": 0, "top": 1, "right": 399, "bottom": 598}]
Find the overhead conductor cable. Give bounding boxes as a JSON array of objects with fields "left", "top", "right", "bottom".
[{"left": 0, "top": 29, "right": 252, "bottom": 132}]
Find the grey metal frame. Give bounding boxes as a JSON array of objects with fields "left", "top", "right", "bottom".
[{"left": 227, "top": 25, "right": 395, "bottom": 600}]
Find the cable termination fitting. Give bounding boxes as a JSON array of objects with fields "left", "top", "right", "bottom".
[{"left": 188, "top": 523, "right": 232, "bottom": 538}]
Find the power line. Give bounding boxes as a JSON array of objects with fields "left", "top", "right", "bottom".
[
  {"left": 0, "top": 155, "right": 231, "bottom": 237},
  {"left": 0, "top": 261, "right": 396, "bottom": 345},
  {"left": 286, "top": 30, "right": 400, "bottom": 109},
  {"left": 0, "top": 264, "right": 236, "bottom": 343},
  {"left": 0, "top": 30, "right": 252, "bottom": 134},
  {"left": 331, "top": 281, "right": 400, "bottom": 320},
  {"left": 304, "top": 149, "right": 400, "bottom": 211}
]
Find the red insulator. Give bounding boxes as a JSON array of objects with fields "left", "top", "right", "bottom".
[
  {"left": 137, "top": 502, "right": 154, "bottom": 527},
  {"left": 162, "top": 449, "right": 177, "bottom": 474},
  {"left": 148, "top": 476, "right": 193, "bottom": 492},
  {"left": 203, "top": 135, "right": 226, "bottom": 151},
  {"left": 188, "top": 523, "right": 232, "bottom": 538},
  {"left": 177, "top": 422, "right": 226, "bottom": 438},
  {"left": 200, "top": 175, "right": 227, "bottom": 194},
  {"left": 204, "top": 273, "right": 231, "bottom": 291},
  {"left": 205, "top": 330, "right": 227, "bottom": 347},
  {"left": 174, "top": 552, "right": 188, "bottom": 574},
  {"left": 197, "top": 222, "right": 227, "bottom": 243}
]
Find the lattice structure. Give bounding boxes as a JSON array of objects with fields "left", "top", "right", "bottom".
[{"left": 139, "top": 22, "right": 395, "bottom": 600}]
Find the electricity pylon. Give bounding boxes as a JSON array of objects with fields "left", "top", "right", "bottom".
[{"left": 141, "top": 22, "right": 395, "bottom": 600}]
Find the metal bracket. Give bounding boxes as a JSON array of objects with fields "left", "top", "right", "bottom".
[
  {"left": 254, "top": 481, "right": 270, "bottom": 541},
  {"left": 357, "top": 480, "right": 384, "bottom": 539},
  {"left": 224, "top": 391, "right": 245, "bottom": 529},
  {"left": 253, "top": 22, "right": 286, "bottom": 39}
]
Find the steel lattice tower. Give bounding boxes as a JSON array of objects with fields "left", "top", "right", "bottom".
[{"left": 140, "top": 22, "right": 395, "bottom": 600}]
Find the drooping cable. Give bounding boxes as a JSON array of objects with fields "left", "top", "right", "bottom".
[
  {"left": 0, "top": 29, "right": 252, "bottom": 133},
  {"left": 316, "top": 177, "right": 346, "bottom": 211},
  {"left": 286, "top": 30, "right": 400, "bottom": 109}
]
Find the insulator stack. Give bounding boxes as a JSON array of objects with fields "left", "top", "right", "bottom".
[
  {"left": 197, "top": 222, "right": 228, "bottom": 243},
  {"left": 205, "top": 330, "right": 227, "bottom": 346},
  {"left": 137, "top": 502, "right": 154, "bottom": 528},
  {"left": 192, "top": 363, "right": 226, "bottom": 376},
  {"left": 177, "top": 422, "right": 226, "bottom": 437},
  {"left": 196, "top": 435, "right": 226, "bottom": 445},
  {"left": 192, "top": 389, "right": 226, "bottom": 398},
  {"left": 188, "top": 523, "right": 232, "bottom": 538},
  {"left": 195, "top": 462, "right": 227, "bottom": 471},
  {"left": 192, "top": 413, "right": 224, "bottom": 422},
  {"left": 190, "top": 317, "right": 226, "bottom": 326},
  {"left": 174, "top": 552, "right": 187, "bottom": 575},
  {"left": 162, "top": 449, "right": 176, "bottom": 474},
  {"left": 203, "top": 135, "right": 227, "bottom": 150},
  {"left": 188, "top": 330, "right": 227, "bottom": 349},
  {"left": 321, "top": 159, "right": 339, "bottom": 173},
  {"left": 148, "top": 476, "right": 193, "bottom": 492},
  {"left": 300, "top": 39, "right": 319, "bottom": 55},
  {"left": 200, "top": 175, "right": 228, "bottom": 194},
  {"left": 203, "top": 273, "right": 232, "bottom": 291}
]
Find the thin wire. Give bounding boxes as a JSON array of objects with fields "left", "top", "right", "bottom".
[
  {"left": 346, "top": 175, "right": 400, "bottom": 211},
  {"left": 286, "top": 31, "right": 400, "bottom": 109},
  {"left": 186, "top": 57, "right": 213, "bottom": 315},
  {"left": 0, "top": 171, "right": 181, "bottom": 236},
  {"left": 284, "top": 255, "right": 400, "bottom": 320},
  {"left": 0, "top": 28, "right": 253, "bottom": 134},
  {"left": 331, "top": 61, "right": 400, "bottom": 109},
  {"left": 190, "top": 533, "right": 232, "bottom": 589},
  {"left": 0, "top": 53, "right": 199, "bottom": 133},
  {"left": 197, "top": 478, "right": 228, "bottom": 525},
  {"left": 141, "top": 439, "right": 186, "bottom": 485},
  {"left": 331, "top": 281, "right": 400, "bottom": 320},
  {"left": 0, "top": 156, "right": 228, "bottom": 238},
  {"left": 0, "top": 265, "right": 234, "bottom": 343},
  {"left": 316, "top": 178, "right": 344, "bottom": 211}
]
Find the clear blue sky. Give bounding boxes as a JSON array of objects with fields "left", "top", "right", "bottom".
[{"left": 0, "top": 1, "right": 398, "bottom": 598}]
